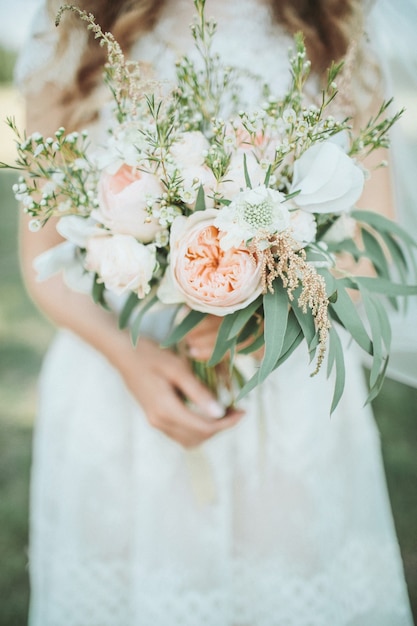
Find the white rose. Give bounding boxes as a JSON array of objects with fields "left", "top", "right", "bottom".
[
  {"left": 179, "top": 165, "right": 217, "bottom": 209},
  {"left": 170, "top": 131, "right": 210, "bottom": 167},
  {"left": 289, "top": 210, "right": 317, "bottom": 249},
  {"left": 322, "top": 213, "right": 357, "bottom": 243},
  {"left": 217, "top": 151, "right": 265, "bottom": 200},
  {"left": 290, "top": 141, "right": 365, "bottom": 214},
  {"left": 56, "top": 215, "right": 100, "bottom": 247},
  {"left": 85, "top": 234, "right": 156, "bottom": 297}
]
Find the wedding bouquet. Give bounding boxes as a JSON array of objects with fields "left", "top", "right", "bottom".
[{"left": 4, "top": 0, "right": 417, "bottom": 411}]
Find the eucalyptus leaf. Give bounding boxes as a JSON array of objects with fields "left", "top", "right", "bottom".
[
  {"left": 258, "top": 287, "right": 289, "bottom": 384},
  {"left": 355, "top": 277, "right": 417, "bottom": 297},
  {"left": 131, "top": 295, "right": 158, "bottom": 345},
  {"left": 238, "top": 331, "right": 265, "bottom": 355},
  {"left": 92, "top": 274, "right": 105, "bottom": 305},
  {"left": 327, "top": 326, "right": 346, "bottom": 413},
  {"left": 236, "top": 315, "right": 262, "bottom": 345},
  {"left": 119, "top": 292, "right": 139, "bottom": 329},
  {"left": 352, "top": 209, "right": 417, "bottom": 247},
  {"left": 274, "top": 311, "right": 303, "bottom": 368},
  {"left": 162, "top": 309, "right": 206, "bottom": 347},
  {"left": 207, "top": 315, "right": 237, "bottom": 366},
  {"left": 235, "top": 368, "right": 260, "bottom": 400},
  {"left": 329, "top": 284, "right": 373, "bottom": 354},
  {"left": 361, "top": 229, "right": 390, "bottom": 279},
  {"left": 227, "top": 296, "right": 262, "bottom": 340},
  {"left": 365, "top": 357, "right": 389, "bottom": 405},
  {"left": 359, "top": 286, "right": 384, "bottom": 388}
]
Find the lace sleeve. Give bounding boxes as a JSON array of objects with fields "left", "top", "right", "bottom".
[{"left": 14, "top": 2, "right": 87, "bottom": 94}]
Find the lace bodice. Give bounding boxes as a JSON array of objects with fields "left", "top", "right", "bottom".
[
  {"left": 17, "top": 0, "right": 295, "bottom": 105},
  {"left": 131, "top": 0, "right": 294, "bottom": 100}
]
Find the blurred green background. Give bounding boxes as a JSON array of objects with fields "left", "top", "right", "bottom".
[{"left": 0, "top": 44, "right": 416, "bottom": 626}]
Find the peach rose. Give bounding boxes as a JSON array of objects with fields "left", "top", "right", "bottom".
[
  {"left": 94, "top": 163, "right": 164, "bottom": 242},
  {"left": 85, "top": 234, "right": 156, "bottom": 297},
  {"left": 158, "top": 209, "right": 264, "bottom": 316}
]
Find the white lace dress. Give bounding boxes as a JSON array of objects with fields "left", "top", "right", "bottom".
[{"left": 18, "top": 1, "right": 414, "bottom": 625}]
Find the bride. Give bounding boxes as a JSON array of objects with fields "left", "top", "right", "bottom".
[{"left": 17, "top": 0, "right": 414, "bottom": 624}]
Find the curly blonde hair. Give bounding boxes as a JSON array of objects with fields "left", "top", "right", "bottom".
[{"left": 46, "top": 0, "right": 364, "bottom": 129}]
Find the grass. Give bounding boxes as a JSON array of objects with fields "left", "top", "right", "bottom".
[{"left": 0, "top": 167, "right": 416, "bottom": 624}]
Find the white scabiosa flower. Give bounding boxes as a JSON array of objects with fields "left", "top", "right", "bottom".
[{"left": 214, "top": 184, "right": 290, "bottom": 250}]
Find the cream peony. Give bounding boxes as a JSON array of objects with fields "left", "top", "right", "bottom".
[
  {"left": 94, "top": 163, "right": 164, "bottom": 242},
  {"left": 85, "top": 234, "right": 156, "bottom": 297},
  {"left": 290, "top": 141, "right": 365, "bottom": 214},
  {"left": 158, "top": 209, "right": 264, "bottom": 316}
]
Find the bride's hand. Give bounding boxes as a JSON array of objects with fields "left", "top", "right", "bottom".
[{"left": 119, "top": 336, "right": 244, "bottom": 448}]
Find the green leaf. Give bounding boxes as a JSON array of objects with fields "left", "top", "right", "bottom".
[
  {"left": 227, "top": 296, "right": 262, "bottom": 340},
  {"left": 194, "top": 184, "right": 206, "bottom": 212},
  {"left": 236, "top": 313, "right": 302, "bottom": 401},
  {"left": 329, "top": 283, "right": 373, "bottom": 354},
  {"left": 258, "top": 286, "right": 289, "bottom": 384},
  {"left": 352, "top": 209, "right": 417, "bottom": 248},
  {"left": 359, "top": 286, "right": 384, "bottom": 388},
  {"left": 235, "top": 368, "right": 260, "bottom": 400},
  {"left": 118, "top": 292, "right": 139, "bottom": 329},
  {"left": 236, "top": 315, "right": 262, "bottom": 345},
  {"left": 327, "top": 326, "right": 346, "bottom": 413},
  {"left": 361, "top": 229, "right": 390, "bottom": 279},
  {"left": 238, "top": 331, "right": 265, "bottom": 356},
  {"left": 355, "top": 277, "right": 417, "bottom": 297},
  {"left": 381, "top": 232, "right": 409, "bottom": 282},
  {"left": 274, "top": 312, "right": 303, "bottom": 367},
  {"left": 207, "top": 315, "right": 237, "bottom": 366},
  {"left": 326, "top": 238, "right": 362, "bottom": 261},
  {"left": 263, "top": 164, "right": 272, "bottom": 187},
  {"left": 374, "top": 295, "right": 392, "bottom": 352},
  {"left": 365, "top": 356, "right": 389, "bottom": 404},
  {"left": 130, "top": 295, "right": 158, "bottom": 345},
  {"left": 92, "top": 275, "right": 110, "bottom": 310},
  {"left": 161, "top": 309, "right": 206, "bottom": 348},
  {"left": 243, "top": 153, "right": 252, "bottom": 188}
]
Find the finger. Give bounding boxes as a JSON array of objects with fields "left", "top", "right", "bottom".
[
  {"left": 168, "top": 405, "right": 245, "bottom": 448},
  {"left": 169, "top": 360, "right": 227, "bottom": 419}
]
